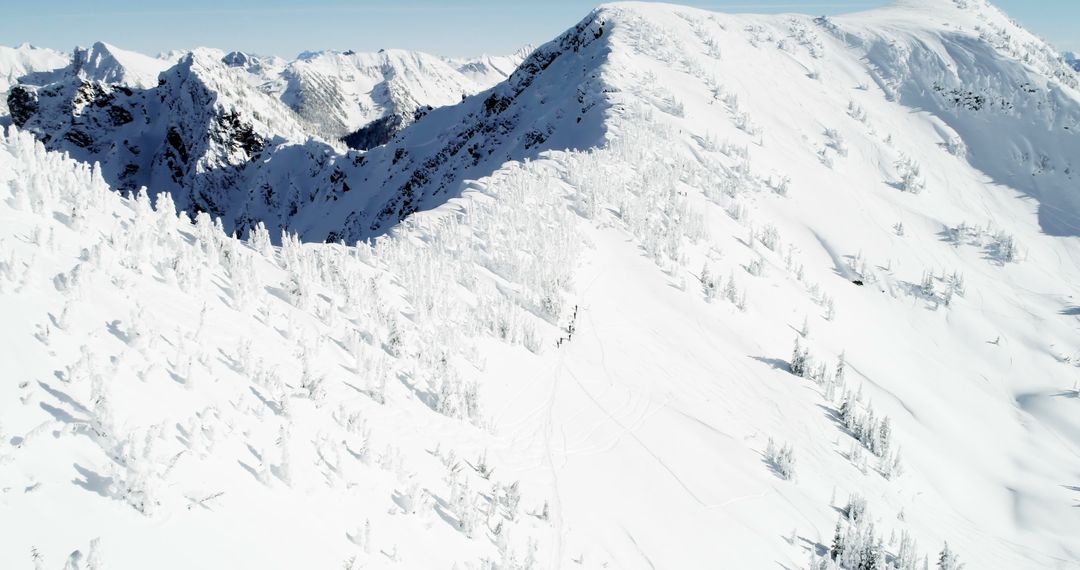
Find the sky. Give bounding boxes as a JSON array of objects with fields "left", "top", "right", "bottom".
[{"left": 2, "top": 0, "right": 1078, "bottom": 59}]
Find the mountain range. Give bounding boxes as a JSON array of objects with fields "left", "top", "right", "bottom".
[{"left": 2, "top": 1, "right": 1080, "bottom": 568}]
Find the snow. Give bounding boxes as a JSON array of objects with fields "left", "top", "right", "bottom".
[
  {"left": 278, "top": 48, "right": 491, "bottom": 140},
  {"left": 1066, "top": 52, "right": 1080, "bottom": 72},
  {"left": 70, "top": 42, "right": 174, "bottom": 89},
  {"left": 0, "top": 44, "right": 68, "bottom": 91},
  {"left": 4, "top": 40, "right": 529, "bottom": 230},
  {"left": 446, "top": 46, "right": 535, "bottom": 87},
  {"left": 3, "top": 1, "right": 1080, "bottom": 569},
  {"left": 0, "top": 44, "right": 68, "bottom": 118}
]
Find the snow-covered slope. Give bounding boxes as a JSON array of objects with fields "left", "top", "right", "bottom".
[{"left": 3, "top": 1, "right": 1080, "bottom": 569}]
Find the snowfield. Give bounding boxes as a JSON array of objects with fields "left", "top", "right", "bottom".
[{"left": 2, "top": 0, "right": 1080, "bottom": 569}]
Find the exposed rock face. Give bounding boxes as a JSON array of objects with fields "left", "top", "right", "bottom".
[{"left": 7, "top": 85, "right": 38, "bottom": 127}]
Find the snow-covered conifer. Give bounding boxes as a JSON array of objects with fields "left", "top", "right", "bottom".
[
  {"left": 765, "top": 437, "right": 797, "bottom": 480},
  {"left": 791, "top": 337, "right": 810, "bottom": 377},
  {"left": 937, "top": 542, "right": 963, "bottom": 570}
]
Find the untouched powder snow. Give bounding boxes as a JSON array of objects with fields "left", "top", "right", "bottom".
[{"left": 2, "top": 1, "right": 1080, "bottom": 569}]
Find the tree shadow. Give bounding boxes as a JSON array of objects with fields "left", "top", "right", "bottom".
[
  {"left": 237, "top": 460, "right": 264, "bottom": 484},
  {"left": 750, "top": 355, "right": 790, "bottom": 371},
  {"left": 794, "top": 534, "right": 829, "bottom": 558},
  {"left": 397, "top": 371, "right": 438, "bottom": 412},
  {"left": 391, "top": 488, "right": 419, "bottom": 515},
  {"left": 759, "top": 450, "right": 787, "bottom": 481},
  {"left": 248, "top": 386, "right": 284, "bottom": 416},
  {"left": 175, "top": 422, "right": 192, "bottom": 448},
  {"left": 816, "top": 403, "right": 850, "bottom": 435},
  {"left": 264, "top": 286, "right": 291, "bottom": 305},
  {"left": 429, "top": 492, "right": 464, "bottom": 531},
  {"left": 40, "top": 401, "right": 78, "bottom": 424},
  {"left": 38, "top": 381, "right": 90, "bottom": 415},
  {"left": 216, "top": 348, "right": 245, "bottom": 374},
  {"left": 105, "top": 320, "right": 130, "bottom": 344},
  {"left": 72, "top": 463, "right": 112, "bottom": 497}
]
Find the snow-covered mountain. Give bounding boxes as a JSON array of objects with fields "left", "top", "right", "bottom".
[
  {"left": 216, "top": 46, "right": 529, "bottom": 146},
  {"left": 279, "top": 49, "right": 507, "bottom": 146},
  {"left": 70, "top": 42, "right": 177, "bottom": 89},
  {"left": 0, "top": 44, "right": 69, "bottom": 90},
  {"left": 0, "top": 44, "right": 68, "bottom": 119},
  {"left": 7, "top": 46, "right": 328, "bottom": 222},
  {"left": 5, "top": 42, "right": 528, "bottom": 235},
  {"left": 3, "top": 1, "right": 1080, "bottom": 569},
  {"left": 1066, "top": 52, "right": 1080, "bottom": 72},
  {"left": 446, "top": 45, "right": 536, "bottom": 87}
]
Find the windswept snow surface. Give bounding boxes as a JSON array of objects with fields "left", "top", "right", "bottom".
[{"left": 3, "top": 1, "right": 1080, "bottom": 569}]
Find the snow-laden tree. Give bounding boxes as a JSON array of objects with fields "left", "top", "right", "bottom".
[
  {"left": 765, "top": 437, "right": 797, "bottom": 480},
  {"left": 895, "top": 157, "right": 925, "bottom": 194},
  {"left": 937, "top": 543, "right": 964, "bottom": 570}
]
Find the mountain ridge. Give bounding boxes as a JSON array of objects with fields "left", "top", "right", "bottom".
[{"left": 2, "top": 3, "right": 1080, "bottom": 567}]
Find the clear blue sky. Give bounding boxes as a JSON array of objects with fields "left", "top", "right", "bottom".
[{"left": 3, "top": 1, "right": 1077, "bottom": 59}]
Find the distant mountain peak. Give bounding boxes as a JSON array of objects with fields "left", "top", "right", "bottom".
[
  {"left": 1066, "top": 51, "right": 1080, "bottom": 71},
  {"left": 67, "top": 41, "right": 173, "bottom": 88}
]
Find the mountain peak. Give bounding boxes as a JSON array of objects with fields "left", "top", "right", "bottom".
[
  {"left": 72, "top": 41, "right": 172, "bottom": 88},
  {"left": 1066, "top": 51, "right": 1080, "bottom": 71}
]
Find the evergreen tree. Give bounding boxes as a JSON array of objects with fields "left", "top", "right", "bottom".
[
  {"left": 791, "top": 337, "right": 809, "bottom": 377},
  {"left": 831, "top": 518, "right": 845, "bottom": 560},
  {"left": 937, "top": 542, "right": 963, "bottom": 570}
]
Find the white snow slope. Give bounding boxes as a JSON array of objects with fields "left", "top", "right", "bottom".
[{"left": 2, "top": 1, "right": 1080, "bottom": 569}]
